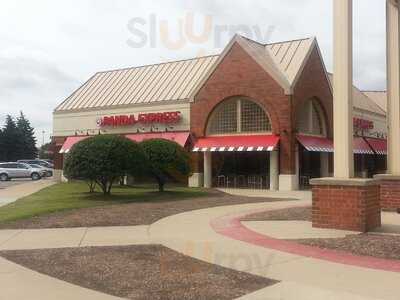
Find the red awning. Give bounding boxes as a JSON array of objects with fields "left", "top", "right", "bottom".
[
  {"left": 353, "top": 137, "right": 374, "bottom": 155},
  {"left": 365, "top": 138, "right": 387, "bottom": 155},
  {"left": 59, "top": 136, "right": 89, "bottom": 153},
  {"left": 297, "top": 135, "right": 333, "bottom": 152},
  {"left": 297, "top": 135, "right": 374, "bottom": 154},
  {"left": 125, "top": 132, "right": 190, "bottom": 147},
  {"left": 192, "top": 135, "right": 280, "bottom": 152}
]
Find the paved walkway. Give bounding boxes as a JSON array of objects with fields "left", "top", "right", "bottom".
[
  {"left": 1, "top": 193, "right": 400, "bottom": 299},
  {"left": 150, "top": 201, "right": 400, "bottom": 300},
  {"left": 0, "top": 256, "right": 123, "bottom": 300},
  {"left": 0, "top": 179, "right": 55, "bottom": 207},
  {"left": 218, "top": 188, "right": 312, "bottom": 201}
]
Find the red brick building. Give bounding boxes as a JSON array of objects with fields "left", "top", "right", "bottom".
[{"left": 53, "top": 35, "right": 387, "bottom": 191}]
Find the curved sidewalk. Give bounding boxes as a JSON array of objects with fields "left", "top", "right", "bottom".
[
  {"left": 1, "top": 197, "right": 400, "bottom": 299},
  {"left": 0, "top": 179, "right": 55, "bottom": 207},
  {"left": 149, "top": 200, "right": 400, "bottom": 300}
]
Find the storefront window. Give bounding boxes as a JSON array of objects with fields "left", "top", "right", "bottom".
[
  {"left": 207, "top": 98, "right": 271, "bottom": 135},
  {"left": 208, "top": 99, "right": 238, "bottom": 134},
  {"left": 296, "top": 99, "right": 325, "bottom": 136},
  {"left": 241, "top": 100, "right": 270, "bottom": 132}
]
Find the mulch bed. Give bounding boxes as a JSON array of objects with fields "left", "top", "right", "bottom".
[
  {"left": 0, "top": 245, "right": 277, "bottom": 300},
  {"left": 0, "top": 190, "right": 291, "bottom": 229},
  {"left": 294, "top": 234, "right": 400, "bottom": 261},
  {"left": 241, "top": 206, "right": 311, "bottom": 222},
  {"left": 241, "top": 206, "right": 400, "bottom": 261}
]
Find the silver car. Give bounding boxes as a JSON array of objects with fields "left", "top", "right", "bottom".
[
  {"left": 0, "top": 162, "right": 46, "bottom": 181},
  {"left": 28, "top": 164, "right": 53, "bottom": 177}
]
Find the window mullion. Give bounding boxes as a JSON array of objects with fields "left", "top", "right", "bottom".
[{"left": 237, "top": 99, "right": 242, "bottom": 133}]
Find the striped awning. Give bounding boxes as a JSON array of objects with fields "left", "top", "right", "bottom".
[
  {"left": 59, "top": 136, "right": 89, "bottom": 153},
  {"left": 365, "top": 138, "right": 387, "bottom": 155},
  {"left": 353, "top": 137, "right": 374, "bottom": 155},
  {"left": 297, "top": 135, "right": 374, "bottom": 154},
  {"left": 296, "top": 135, "right": 333, "bottom": 152},
  {"left": 125, "top": 132, "right": 190, "bottom": 147},
  {"left": 192, "top": 135, "right": 279, "bottom": 152}
]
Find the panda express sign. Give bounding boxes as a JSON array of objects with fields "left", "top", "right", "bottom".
[{"left": 97, "top": 111, "right": 181, "bottom": 127}]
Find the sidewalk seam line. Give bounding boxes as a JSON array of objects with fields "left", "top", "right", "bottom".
[
  {"left": 78, "top": 228, "right": 89, "bottom": 247},
  {"left": 0, "top": 230, "right": 23, "bottom": 248}
]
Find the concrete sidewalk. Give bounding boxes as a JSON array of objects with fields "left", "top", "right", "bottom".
[
  {"left": 0, "top": 179, "right": 56, "bottom": 207},
  {"left": 1, "top": 198, "right": 400, "bottom": 299},
  {"left": 218, "top": 188, "right": 312, "bottom": 201},
  {"left": 149, "top": 201, "right": 400, "bottom": 300},
  {"left": 0, "top": 256, "right": 123, "bottom": 300},
  {"left": 0, "top": 225, "right": 152, "bottom": 250}
]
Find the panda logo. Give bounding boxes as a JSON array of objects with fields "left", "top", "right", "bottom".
[{"left": 96, "top": 117, "right": 103, "bottom": 128}]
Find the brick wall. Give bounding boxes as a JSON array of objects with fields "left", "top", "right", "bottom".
[
  {"left": 312, "top": 184, "right": 381, "bottom": 232},
  {"left": 380, "top": 179, "right": 400, "bottom": 211},
  {"left": 191, "top": 42, "right": 333, "bottom": 175},
  {"left": 52, "top": 137, "right": 67, "bottom": 170},
  {"left": 293, "top": 47, "right": 334, "bottom": 139}
]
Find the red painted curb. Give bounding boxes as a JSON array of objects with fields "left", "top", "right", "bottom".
[{"left": 210, "top": 208, "right": 400, "bottom": 273}]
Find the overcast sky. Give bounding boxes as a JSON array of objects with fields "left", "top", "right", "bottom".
[{"left": 0, "top": 0, "right": 386, "bottom": 145}]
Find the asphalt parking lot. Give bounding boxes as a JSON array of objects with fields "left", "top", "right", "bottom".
[{"left": 0, "top": 179, "right": 33, "bottom": 190}]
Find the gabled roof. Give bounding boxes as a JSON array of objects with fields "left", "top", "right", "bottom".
[
  {"left": 266, "top": 37, "right": 316, "bottom": 87},
  {"left": 55, "top": 35, "right": 319, "bottom": 112},
  {"left": 327, "top": 74, "right": 386, "bottom": 116},
  {"left": 189, "top": 35, "right": 316, "bottom": 98},
  {"left": 363, "top": 91, "right": 387, "bottom": 112},
  {"left": 55, "top": 55, "right": 219, "bottom": 112}
]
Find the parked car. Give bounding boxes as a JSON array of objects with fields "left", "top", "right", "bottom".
[
  {"left": 0, "top": 162, "right": 46, "bottom": 181},
  {"left": 18, "top": 159, "right": 54, "bottom": 169},
  {"left": 27, "top": 163, "right": 53, "bottom": 177}
]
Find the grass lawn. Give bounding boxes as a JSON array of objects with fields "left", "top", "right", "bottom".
[{"left": 0, "top": 182, "right": 209, "bottom": 224}]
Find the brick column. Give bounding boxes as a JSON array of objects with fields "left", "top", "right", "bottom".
[
  {"left": 373, "top": 2, "right": 400, "bottom": 211},
  {"left": 188, "top": 152, "right": 204, "bottom": 188},
  {"left": 375, "top": 175, "right": 400, "bottom": 211},
  {"left": 310, "top": 178, "right": 381, "bottom": 232}
]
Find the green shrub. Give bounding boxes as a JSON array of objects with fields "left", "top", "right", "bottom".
[
  {"left": 64, "top": 135, "right": 147, "bottom": 195},
  {"left": 141, "top": 139, "right": 191, "bottom": 192}
]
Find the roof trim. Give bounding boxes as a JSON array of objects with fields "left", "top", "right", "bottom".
[
  {"left": 314, "top": 39, "right": 333, "bottom": 95},
  {"left": 290, "top": 37, "right": 318, "bottom": 91},
  {"left": 189, "top": 34, "right": 292, "bottom": 101},
  {"left": 54, "top": 98, "right": 190, "bottom": 115}
]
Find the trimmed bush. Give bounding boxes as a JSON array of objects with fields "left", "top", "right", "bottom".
[
  {"left": 64, "top": 135, "right": 147, "bottom": 195},
  {"left": 141, "top": 139, "right": 191, "bottom": 192}
]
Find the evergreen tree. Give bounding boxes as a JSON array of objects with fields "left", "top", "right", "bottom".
[
  {"left": 39, "top": 142, "right": 54, "bottom": 160},
  {"left": 2, "top": 115, "right": 21, "bottom": 161},
  {"left": 0, "top": 128, "right": 4, "bottom": 162},
  {"left": 16, "top": 111, "right": 37, "bottom": 159}
]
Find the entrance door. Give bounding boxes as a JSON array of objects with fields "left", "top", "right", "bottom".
[
  {"left": 212, "top": 152, "right": 269, "bottom": 189},
  {"left": 299, "top": 145, "right": 321, "bottom": 189}
]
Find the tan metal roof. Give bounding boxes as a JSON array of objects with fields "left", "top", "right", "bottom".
[
  {"left": 54, "top": 35, "right": 324, "bottom": 112},
  {"left": 327, "top": 74, "right": 386, "bottom": 116},
  {"left": 55, "top": 55, "right": 219, "bottom": 112},
  {"left": 266, "top": 37, "right": 315, "bottom": 86},
  {"left": 188, "top": 35, "right": 316, "bottom": 98},
  {"left": 363, "top": 91, "right": 387, "bottom": 112}
]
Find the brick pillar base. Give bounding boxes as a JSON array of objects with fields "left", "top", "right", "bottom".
[
  {"left": 310, "top": 178, "right": 381, "bottom": 232},
  {"left": 375, "top": 174, "right": 400, "bottom": 211}
]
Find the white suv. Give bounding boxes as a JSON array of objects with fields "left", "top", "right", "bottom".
[{"left": 0, "top": 163, "right": 46, "bottom": 181}]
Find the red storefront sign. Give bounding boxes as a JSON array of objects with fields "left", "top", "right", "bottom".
[
  {"left": 97, "top": 111, "right": 181, "bottom": 127},
  {"left": 353, "top": 118, "right": 374, "bottom": 130}
]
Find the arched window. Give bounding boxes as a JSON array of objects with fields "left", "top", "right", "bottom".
[
  {"left": 207, "top": 98, "right": 272, "bottom": 135},
  {"left": 296, "top": 99, "right": 326, "bottom": 136}
]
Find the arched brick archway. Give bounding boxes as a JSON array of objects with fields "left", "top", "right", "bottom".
[
  {"left": 293, "top": 96, "right": 332, "bottom": 138},
  {"left": 203, "top": 95, "right": 276, "bottom": 137},
  {"left": 191, "top": 87, "right": 285, "bottom": 139},
  {"left": 294, "top": 97, "right": 329, "bottom": 137}
]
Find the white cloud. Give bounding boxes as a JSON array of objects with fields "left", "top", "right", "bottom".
[{"left": 0, "top": 0, "right": 387, "bottom": 145}]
